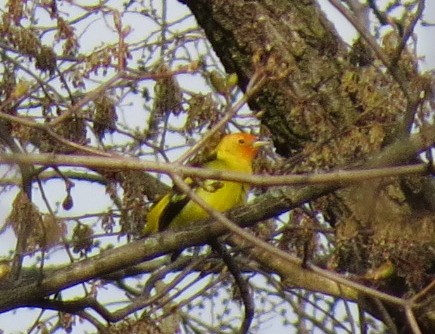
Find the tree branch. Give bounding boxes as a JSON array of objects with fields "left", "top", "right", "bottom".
[{"left": 0, "top": 124, "right": 432, "bottom": 313}]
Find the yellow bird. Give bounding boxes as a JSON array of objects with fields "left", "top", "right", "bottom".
[{"left": 145, "top": 133, "right": 266, "bottom": 234}]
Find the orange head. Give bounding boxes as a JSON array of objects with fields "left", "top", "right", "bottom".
[{"left": 215, "top": 133, "right": 266, "bottom": 166}]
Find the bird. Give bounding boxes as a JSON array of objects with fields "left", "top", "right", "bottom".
[{"left": 144, "top": 132, "right": 266, "bottom": 234}]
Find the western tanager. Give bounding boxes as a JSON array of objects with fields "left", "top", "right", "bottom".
[{"left": 145, "top": 133, "right": 266, "bottom": 234}]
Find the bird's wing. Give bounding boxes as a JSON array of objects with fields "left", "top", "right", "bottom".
[
  {"left": 157, "top": 176, "right": 203, "bottom": 231},
  {"left": 158, "top": 191, "right": 190, "bottom": 232}
]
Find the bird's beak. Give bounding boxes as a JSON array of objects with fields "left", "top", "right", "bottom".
[{"left": 253, "top": 140, "right": 270, "bottom": 149}]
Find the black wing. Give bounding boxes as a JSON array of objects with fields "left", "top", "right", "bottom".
[{"left": 158, "top": 193, "right": 190, "bottom": 232}]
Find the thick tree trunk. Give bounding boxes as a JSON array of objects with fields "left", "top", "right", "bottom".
[{"left": 183, "top": 0, "right": 352, "bottom": 157}]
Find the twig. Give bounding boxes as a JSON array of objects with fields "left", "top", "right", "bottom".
[
  {"left": 175, "top": 69, "right": 267, "bottom": 164},
  {"left": 390, "top": 0, "right": 425, "bottom": 67},
  {"left": 0, "top": 121, "right": 34, "bottom": 280},
  {"left": 405, "top": 306, "right": 422, "bottom": 334},
  {"left": 327, "top": 0, "right": 412, "bottom": 101},
  {"left": 209, "top": 240, "right": 254, "bottom": 334},
  {"left": 371, "top": 297, "right": 399, "bottom": 334},
  {"left": 0, "top": 153, "right": 432, "bottom": 188}
]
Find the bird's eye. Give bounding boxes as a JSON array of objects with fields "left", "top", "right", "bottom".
[{"left": 238, "top": 138, "right": 245, "bottom": 145}]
